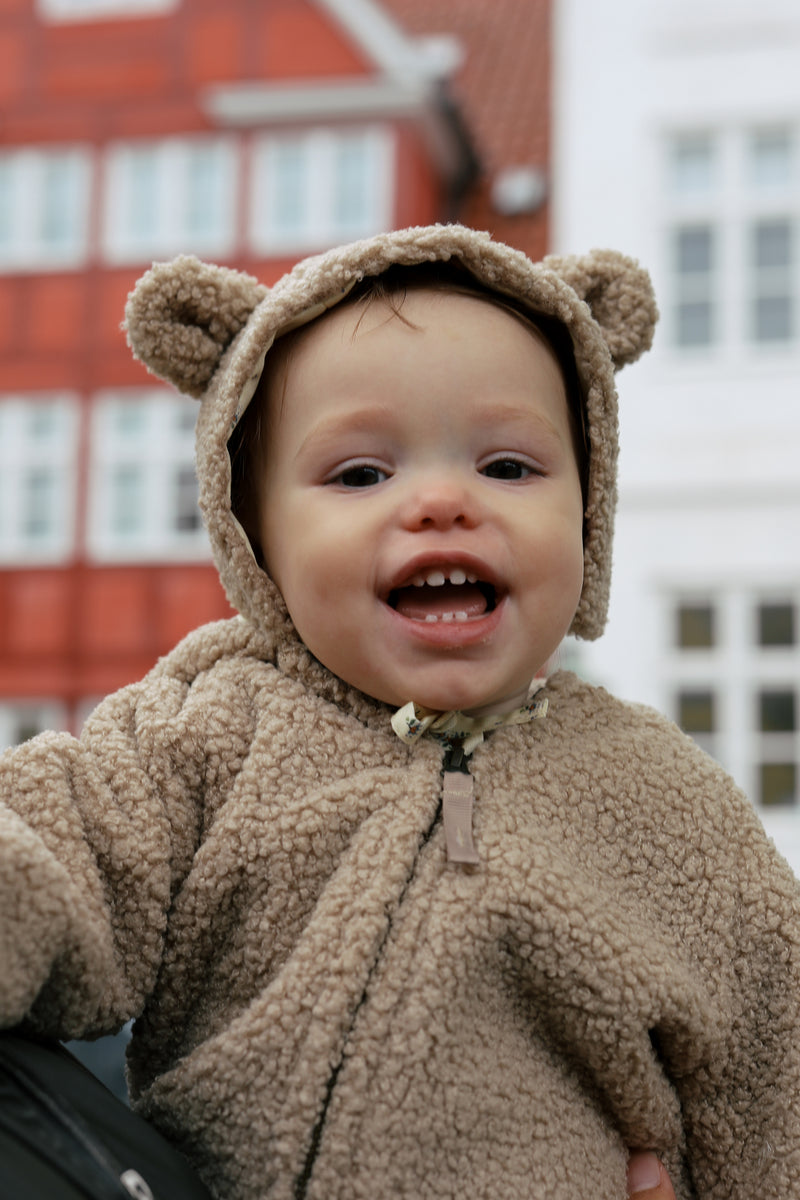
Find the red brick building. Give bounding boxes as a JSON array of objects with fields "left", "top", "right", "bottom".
[{"left": 0, "top": 0, "right": 550, "bottom": 745}]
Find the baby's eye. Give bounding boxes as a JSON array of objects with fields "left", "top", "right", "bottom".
[
  {"left": 334, "top": 464, "right": 388, "bottom": 488},
  {"left": 481, "top": 458, "right": 533, "bottom": 481}
]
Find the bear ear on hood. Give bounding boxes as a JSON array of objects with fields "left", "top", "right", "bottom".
[
  {"left": 543, "top": 248, "right": 658, "bottom": 370},
  {"left": 124, "top": 256, "right": 268, "bottom": 398}
]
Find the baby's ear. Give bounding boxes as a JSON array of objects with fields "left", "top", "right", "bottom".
[
  {"left": 124, "top": 256, "right": 267, "bottom": 398},
  {"left": 543, "top": 248, "right": 658, "bottom": 369}
]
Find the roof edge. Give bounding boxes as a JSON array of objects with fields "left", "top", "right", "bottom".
[{"left": 316, "top": 0, "right": 449, "bottom": 80}]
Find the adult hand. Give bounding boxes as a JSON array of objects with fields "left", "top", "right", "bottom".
[{"left": 627, "top": 1152, "right": 677, "bottom": 1199}]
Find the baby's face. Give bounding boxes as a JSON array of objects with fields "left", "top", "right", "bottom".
[{"left": 256, "top": 288, "right": 585, "bottom": 713}]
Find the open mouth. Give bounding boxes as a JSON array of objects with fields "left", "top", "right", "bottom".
[{"left": 387, "top": 566, "right": 499, "bottom": 624}]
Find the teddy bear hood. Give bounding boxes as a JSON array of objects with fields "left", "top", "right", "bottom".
[{"left": 124, "top": 224, "right": 657, "bottom": 644}]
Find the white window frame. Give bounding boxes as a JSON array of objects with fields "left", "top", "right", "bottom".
[
  {"left": 0, "top": 702, "right": 67, "bottom": 752},
  {"left": 249, "top": 125, "right": 394, "bottom": 255},
  {"left": 661, "top": 123, "right": 800, "bottom": 355},
  {"left": 103, "top": 136, "right": 238, "bottom": 264},
  {"left": 0, "top": 395, "right": 80, "bottom": 564},
  {"left": 37, "top": 0, "right": 177, "bottom": 20},
  {"left": 0, "top": 147, "right": 91, "bottom": 272},
  {"left": 86, "top": 389, "right": 211, "bottom": 562},
  {"left": 660, "top": 585, "right": 800, "bottom": 810}
]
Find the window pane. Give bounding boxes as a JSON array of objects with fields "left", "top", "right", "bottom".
[
  {"left": 333, "top": 136, "right": 369, "bottom": 233},
  {"left": 173, "top": 465, "right": 201, "bottom": 532},
  {"left": 127, "top": 148, "right": 160, "bottom": 239},
  {"left": 185, "top": 145, "right": 224, "bottom": 238},
  {"left": 271, "top": 142, "right": 307, "bottom": 236},
  {"left": 14, "top": 719, "right": 46, "bottom": 744},
  {"left": 0, "top": 161, "right": 14, "bottom": 247},
  {"left": 753, "top": 219, "right": 791, "bottom": 269},
  {"left": 27, "top": 403, "right": 60, "bottom": 440},
  {"left": 22, "top": 467, "right": 57, "bottom": 539},
  {"left": 110, "top": 464, "right": 144, "bottom": 535},
  {"left": 758, "top": 603, "right": 795, "bottom": 646},
  {"left": 678, "top": 690, "right": 715, "bottom": 733},
  {"left": 760, "top": 690, "right": 796, "bottom": 733},
  {"left": 677, "top": 603, "right": 715, "bottom": 648},
  {"left": 754, "top": 295, "right": 792, "bottom": 341},
  {"left": 40, "top": 155, "right": 77, "bottom": 248},
  {"left": 676, "top": 227, "right": 713, "bottom": 273},
  {"left": 670, "top": 135, "right": 715, "bottom": 193},
  {"left": 176, "top": 404, "right": 196, "bottom": 434},
  {"left": 677, "top": 302, "right": 713, "bottom": 347},
  {"left": 112, "top": 402, "right": 147, "bottom": 438},
  {"left": 760, "top": 762, "right": 797, "bottom": 807},
  {"left": 750, "top": 129, "right": 793, "bottom": 187}
]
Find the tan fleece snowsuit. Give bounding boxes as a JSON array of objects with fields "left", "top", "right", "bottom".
[
  {"left": 1, "top": 226, "right": 800, "bottom": 1199},
  {"left": 2, "top": 617, "right": 800, "bottom": 1199}
]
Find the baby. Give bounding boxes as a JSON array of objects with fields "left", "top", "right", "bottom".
[{"left": 1, "top": 224, "right": 798, "bottom": 1200}]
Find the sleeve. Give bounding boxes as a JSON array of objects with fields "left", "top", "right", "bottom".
[
  {"left": 0, "top": 645, "right": 226, "bottom": 1041},
  {"left": 667, "top": 759, "right": 800, "bottom": 1197}
]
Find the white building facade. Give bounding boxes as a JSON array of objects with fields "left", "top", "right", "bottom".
[{"left": 553, "top": 0, "right": 800, "bottom": 869}]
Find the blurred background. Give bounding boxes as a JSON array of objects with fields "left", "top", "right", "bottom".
[{"left": 1, "top": 0, "right": 799, "bottom": 1094}]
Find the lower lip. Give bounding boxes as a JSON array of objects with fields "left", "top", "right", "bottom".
[{"left": 383, "top": 596, "right": 506, "bottom": 648}]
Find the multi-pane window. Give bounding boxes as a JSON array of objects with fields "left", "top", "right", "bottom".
[
  {"left": 664, "top": 124, "right": 800, "bottom": 350},
  {"left": 0, "top": 396, "right": 79, "bottom": 563},
  {"left": 250, "top": 127, "right": 394, "bottom": 254},
  {"left": 0, "top": 148, "right": 91, "bottom": 271},
  {"left": 0, "top": 126, "right": 395, "bottom": 270},
  {"left": 103, "top": 137, "right": 237, "bottom": 263},
  {"left": 669, "top": 591, "right": 799, "bottom": 808},
  {"left": 86, "top": 391, "right": 208, "bottom": 561}
]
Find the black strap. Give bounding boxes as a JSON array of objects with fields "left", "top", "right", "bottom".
[
  {"left": 0, "top": 1048, "right": 137, "bottom": 1199},
  {"left": 0, "top": 1031, "right": 212, "bottom": 1199}
]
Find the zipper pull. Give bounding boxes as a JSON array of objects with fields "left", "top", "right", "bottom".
[{"left": 442, "top": 741, "right": 480, "bottom": 864}]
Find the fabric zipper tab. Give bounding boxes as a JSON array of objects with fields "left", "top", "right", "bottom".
[{"left": 442, "top": 742, "right": 480, "bottom": 864}]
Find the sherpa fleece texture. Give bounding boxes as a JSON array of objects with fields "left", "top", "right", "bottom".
[{"left": 1, "top": 617, "right": 800, "bottom": 1200}]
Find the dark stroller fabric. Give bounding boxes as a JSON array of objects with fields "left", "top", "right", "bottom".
[{"left": 0, "top": 1030, "right": 211, "bottom": 1199}]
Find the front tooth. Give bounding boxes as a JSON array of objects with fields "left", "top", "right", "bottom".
[
  {"left": 412, "top": 574, "right": 426, "bottom": 587},
  {"left": 426, "top": 571, "right": 446, "bottom": 587},
  {"left": 454, "top": 611, "right": 469, "bottom": 622},
  {"left": 424, "top": 613, "right": 438, "bottom": 623},
  {"left": 467, "top": 573, "right": 477, "bottom": 584},
  {"left": 449, "top": 568, "right": 467, "bottom": 585},
  {"left": 441, "top": 612, "right": 454, "bottom": 622}
]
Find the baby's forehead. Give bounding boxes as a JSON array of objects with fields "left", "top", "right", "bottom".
[
  {"left": 251, "top": 275, "right": 571, "bottom": 451},
  {"left": 283, "top": 277, "right": 552, "bottom": 354}
]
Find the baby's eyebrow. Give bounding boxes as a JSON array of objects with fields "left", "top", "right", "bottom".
[
  {"left": 470, "top": 403, "right": 567, "bottom": 447},
  {"left": 295, "top": 405, "right": 399, "bottom": 459}
]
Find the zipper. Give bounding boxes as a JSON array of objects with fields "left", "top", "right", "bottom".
[
  {"left": 441, "top": 740, "right": 480, "bottom": 864},
  {"left": 293, "top": 795, "right": 444, "bottom": 1200}
]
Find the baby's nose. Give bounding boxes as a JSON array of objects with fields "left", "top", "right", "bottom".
[{"left": 401, "top": 476, "right": 480, "bottom": 531}]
